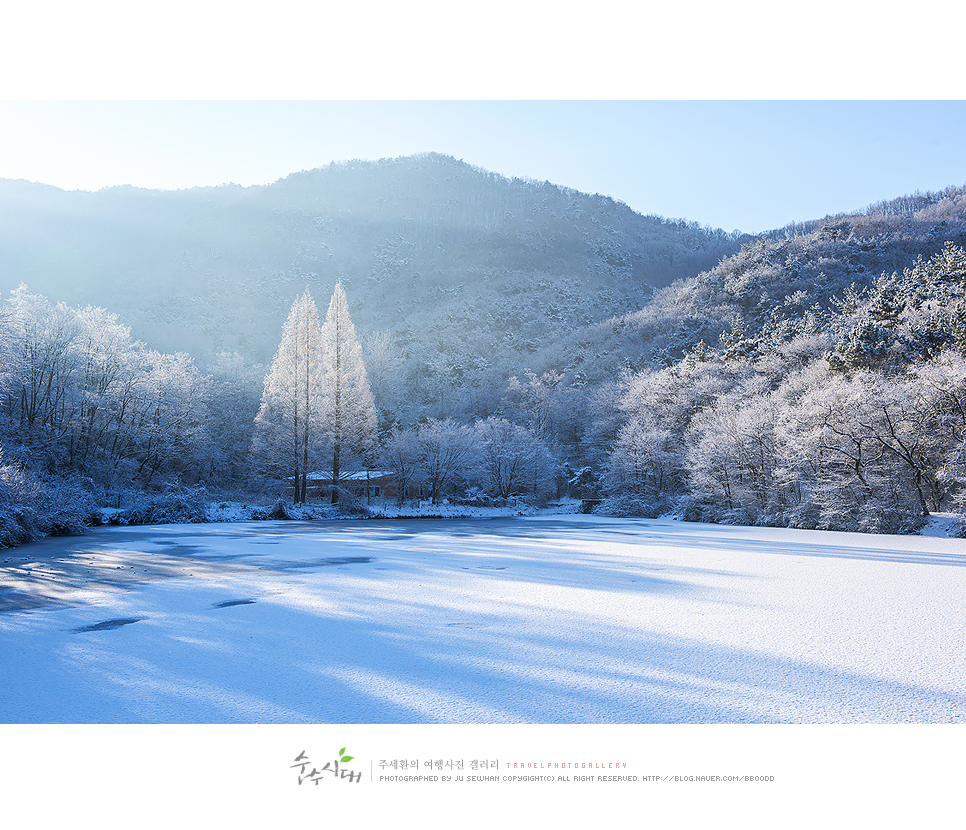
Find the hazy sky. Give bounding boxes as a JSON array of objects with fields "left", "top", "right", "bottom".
[{"left": 3, "top": 100, "right": 965, "bottom": 233}]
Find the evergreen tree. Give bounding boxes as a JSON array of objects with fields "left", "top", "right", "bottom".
[
  {"left": 319, "top": 282, "right": 377, "bottom": 501},
  {"left": 253, "top": 289, "right": 323, "bottom": 503}
]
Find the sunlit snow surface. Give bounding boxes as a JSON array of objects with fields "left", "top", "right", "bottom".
[{"left": 1, "top": 515, "right": 964, "bottom": 724}]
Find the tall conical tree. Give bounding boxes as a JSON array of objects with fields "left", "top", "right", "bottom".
[
  {"left": 253, "top": 289, "right": 323, "bottom": 503},
  {"left": 319, "top": 281, "right": 377, "bottom": 502}
]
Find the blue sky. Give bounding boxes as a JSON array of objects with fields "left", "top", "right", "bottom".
[
  {"left": 2, "top": 100, "right": 965, "bottom": 233},
  {"left": 2, "top": 4, "right": 964, "bottom": 233}
]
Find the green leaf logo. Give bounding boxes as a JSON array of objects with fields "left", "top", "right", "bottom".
[{"left": 339, "top": 747, "right": 355, "bottom": 764}]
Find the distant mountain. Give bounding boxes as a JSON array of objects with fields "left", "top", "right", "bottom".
[{"left": 0, "top": 153, "right": 745, "bottom": 373}]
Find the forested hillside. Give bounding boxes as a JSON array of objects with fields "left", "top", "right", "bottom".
[
  {"left": 577, "top": 187, "right": 966, "bottom": 533},
  {"left": 528, "top": 184, "right": 966, "bottom": 385},
  {"left": 2, "top": 156, "right": 966, "bottom": 543}
]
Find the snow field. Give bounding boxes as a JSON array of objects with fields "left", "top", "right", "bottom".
[{"left": 1, "top": 515, "right": 964, "bottom": 723}]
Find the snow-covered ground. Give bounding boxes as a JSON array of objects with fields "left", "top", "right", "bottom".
[
  {"left": 202, "top": 496, "right": 579, "bottom": 522},
  {"left": 1, "top": 513, "right": 964, "bottom": 723}
]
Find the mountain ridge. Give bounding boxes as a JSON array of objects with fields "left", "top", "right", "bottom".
[
  {"left": 0, "top": 152, "right": 747, "bottom": 366},
  {"left": 4, "top": 155, "right": 966, "bottom": 433}
]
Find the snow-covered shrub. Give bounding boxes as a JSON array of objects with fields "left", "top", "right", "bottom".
[
  {"left": 680, "top": 496, "right": 721, "bottom": 524},
  {"left": 0, "top": 505, "right": 42, "bottom": 548},
  {"left": 119, "top": 485, "right": 209, "bottom": 525},
  {"left": 269, "top": 499, "right": 295, "bottom": 519},
  {"left": 860, "top": 488, "right": 927, "bottom": 534},
  {"left": 724, "top": 504, "right": 767, "bottom": 528},
  {"left": 332, "top": 488, "right": 374, "bottom": 517},
  {"left": 37, "top": 477, "right": 99, "bottom": 536},
  {"left": 250, "top": 499, "right": 294, "bottom": 520},
  {"left": 1, "top": 457, "right": 29, "bottom": 550},
  {"left": 0, "top": 451, "right": 98, "bottom": 544},
  {"left": 595, "top": 494, "right": 669, "bottom": 518},
  {"left": 678, "top": 496, "right": 766, "bottom": 527}
]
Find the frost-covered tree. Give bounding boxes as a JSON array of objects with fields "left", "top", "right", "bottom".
[
  {"left": 775, "top": 365, "right": 948, "bottom": 531},
  {"left": 253, "top": 290, "right": 324, "bottom": 503},
  {"left": 828, "top": 243, "right": 966, "bottom": 375},
  {"left": 133, "top": 350, "right": 213, "bottom": 486},
  {"left": 204, "top": 352, "right": 263, "bottom": 485},
  {"left": 380, "top": 429, "right": 420, "bottom": 505},
  {"left": 3, "top": 286, "right": 80, "bottom": 435},
  {"left": 504, "top": 370, "right": 563, "bottom": 442},
  {"left": 472, "top": 417, "right": 557, "bottom": 501},
  {"left": 361, "top": 329, "right": 405, "bottom": 435},
  {"left": 685, "top": 390, "right": 785, "bottom": 524},
  {"left": 855, "top": 372, "right": 949, "bottom": 517},
  {"left": 0, "top": 286, "right": 219, "bottom": 534},
  {"left": 0, "top": 293, "right": 14, "bottom": 407},
  {"left": 318, "top": 282, "right": 377, "bottom": 501},
  {"left": 604, "top": 421, "right": 678, "bottom": 514},
  {"left": 916, "top": 352, "right": 966, "bottom": 500},
  {"left": 67, "top": 304, "right": 140, "bottom": 473},
  {"left": 415, "top": 418, "right": 476, "bottom": 505}
]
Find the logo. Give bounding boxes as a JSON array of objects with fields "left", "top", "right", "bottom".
[{"left": 292, "top": 747, "right": 362, "bottom": 785}]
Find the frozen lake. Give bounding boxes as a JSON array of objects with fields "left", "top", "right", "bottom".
[{"left": 1, "top": 514, "right": 964, "bottom": 723}]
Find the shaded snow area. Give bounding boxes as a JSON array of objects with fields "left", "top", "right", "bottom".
[
  {"left": 917, "top": 512, "right": 965, "bottom": 538},
  {"left": 1, "top": 515, "right": 964, "bottom": 724}
]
